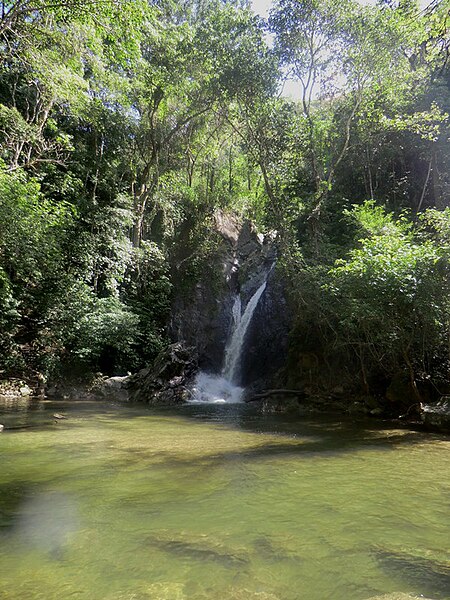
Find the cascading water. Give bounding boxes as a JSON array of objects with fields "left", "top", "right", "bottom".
[
  {"left": 222, "top": 281, "right": 267, "bottom": 384},
  {"left": 190, "top": 278, "right": 269, "bottom": 403}
]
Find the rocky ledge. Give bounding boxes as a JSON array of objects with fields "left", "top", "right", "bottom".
[
  {"left": 90, "top": 342, "right": 197, "bottom": 405},
  {"left": 126, "top": 342, "right": 197, "bottom": 404},
  {"left": 421, "top": 396, "right": 450, "bottom": 432}
]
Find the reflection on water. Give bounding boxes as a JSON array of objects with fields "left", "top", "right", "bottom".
[{"left": 0, "top": 397, "right": 449, "bottom": 600}]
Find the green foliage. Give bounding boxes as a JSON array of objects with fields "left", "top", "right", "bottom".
[
  {"left": 326, "top": 204, "right": 449, "bottom": 387},
  {"left": 0, "top": 164, "right": 74, "bottom": 373},
  {"left": 0, "top": 164, "right": 73, "bottom": 287},
  {"left": 381, "top": 102, "right": 448, "bottom": 142},
  {"left": 0, "top": 0, "right": 449, "bottom": 402},
  {"left": 348, "top": 200, "right": 408, "bottom": 237},
  {"left": 0, "top": 266, "right": 21, "bottom": 371},
  {"left": 123, "top": 241, "right": 172, "bottom": 362},
  {"left": 61, "top": 286, "right": 142, "bottom": 373}
]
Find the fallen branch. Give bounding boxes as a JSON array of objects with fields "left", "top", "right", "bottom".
[{"left": 245, "top": 389, "right": 306, "bottom": 403}]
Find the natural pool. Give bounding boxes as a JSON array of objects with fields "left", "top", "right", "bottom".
[{"left": 0, "top": 397, "right": 449, "bottom": 600}]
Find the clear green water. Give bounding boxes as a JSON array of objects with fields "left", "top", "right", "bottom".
[{"left": 0, "top": 397, "right": 449, "bottom": 600}]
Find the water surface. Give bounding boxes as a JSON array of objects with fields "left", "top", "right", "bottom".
[{"left": 0, "top": 397, "right": 449, "bottom": 599}]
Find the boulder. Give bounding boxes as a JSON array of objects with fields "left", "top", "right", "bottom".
[
  {"left": 91, "top": 375, "right": 130, "bottom": 401},
  {"left": 421, "top": 396, "right": 450, "bottom": 432},
  {"left": 214, "top": 209, "right": 241, "bottom": 244},
  {"left": 127, "top": 342, "right": 197, "bottom": 405}
]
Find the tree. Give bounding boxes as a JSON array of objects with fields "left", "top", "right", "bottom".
[
  {"left": 325, "top": 202, "right": 450, "bottom": 400},
  {"left": 269, "top": 0, "right": 421, "bottom": 234}
]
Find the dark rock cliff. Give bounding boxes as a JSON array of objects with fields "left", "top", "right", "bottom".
[
  {"left": 170, "top": 210, "right": 289, "bottom": 386},
  {"left": 239, "top": 269, "right": 291, "bottom": 386}
]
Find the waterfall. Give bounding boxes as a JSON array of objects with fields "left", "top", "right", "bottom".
[
  {"left": 190, "top": 275, "right": 269, "bottom": 404},
  {"left": 222, "top": 281, "right": 267, "bottom": 384}
]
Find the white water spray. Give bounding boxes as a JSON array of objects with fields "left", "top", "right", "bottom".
[
  {"left": 222, "top": 280, "right": 267, "bottom": 384},
  {"left": 190, "top": 276, "right": 269, "bottom": 404}
]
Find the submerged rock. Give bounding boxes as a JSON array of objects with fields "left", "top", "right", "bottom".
[
  {"left": 251, "top": 535, "right": 303, "bottom": 564},
  {"left": 372, "top": 546, "right": 450, "bottom": 598},
  {"left": 127, "top": 342, "right": 197, "bottom": 405},
  {"left": 146, "top": 530, "right": 250, "bottom": 569},
  {"left": 224, "top": 590, "right": 280, "bottom": 600},
  {"left": 366, "top": 594, "right": 436, "bottom": 600}
]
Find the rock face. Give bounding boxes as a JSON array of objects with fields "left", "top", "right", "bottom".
[
  {"left": 239, "top": 268, "right": 291, "bottom": 386},
  {"left": 45, "top": 344, "right": 197, "bottom": 404},
  {"left": 127, "top": 342, "right": 197, "bottom": 405},
  {"left": 170, "top": 210, "right": 288, "bottom": 387}
]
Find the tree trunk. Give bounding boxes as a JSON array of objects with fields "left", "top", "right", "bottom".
[{"left": 402, "top": 347, "right": 422, "bottom": 403}]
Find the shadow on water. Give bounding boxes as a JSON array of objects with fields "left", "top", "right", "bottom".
[
  {"left": 0, "top": 482, "right": 31, "bottom": 532},
  {"left": 105, "top": 431, "right": 435, "bottom": 474},
  {"left": 1, "top": 398, "right": 449, "bottom": 489},
  {"left": 2, "top": 397, "right": 447, "bottom": 461},
  {"left": 143, "top": 402, "right": 449, "bottom": 462}
]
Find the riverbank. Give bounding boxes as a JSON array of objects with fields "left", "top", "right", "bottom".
[{"left": 2, "top": 372, "right": 449, "bottom": 435}]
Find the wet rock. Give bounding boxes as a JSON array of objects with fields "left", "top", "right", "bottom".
[
  {"left": 0, "top": 424, "right": 4, "bottom": 432},
  {"left": 348, "top": 401, "right": 369, "bottom": 415},
  {"left": 261, "top": 397, "right": 300, "bottom": 414},
  {"left": 369, "top": 407, "right": 384, "bottom": 416},
  {"left": 421, "top": 397, "right": 450, "bottom": 432},
  {"left": 385, "top": 373, "right": 417, "bottom": 411},
  {"left": 127, "top": 342, "right": 197, "bottom": 405},
  {"left": 92, "top": 375, "right": 130, "bottom": 401},
  {"left": 241, "top": 271, "right": 291, "bottom": 386},
  {"left": 331, "top": 385, "right": 344, "bottom": 395},
  {"left": 47, "top": 374, "right": 129, "bottom": 401},
  {"left": 364, "top": 394, "right": 383, "bottom": 410},
  {"left": 170, "top": 212, "right": 288, "bottom": 386},
  {"left": 46, "top": 345, "right": 196, "bottom": 405}
]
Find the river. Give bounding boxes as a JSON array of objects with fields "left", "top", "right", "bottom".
[{"left": 0, "top": 397, "right": 449, "bottom": 600}]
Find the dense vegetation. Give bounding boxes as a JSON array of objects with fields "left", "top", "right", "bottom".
[{"left": 0, "top": 0, "right": 449, "bottom": 406}]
